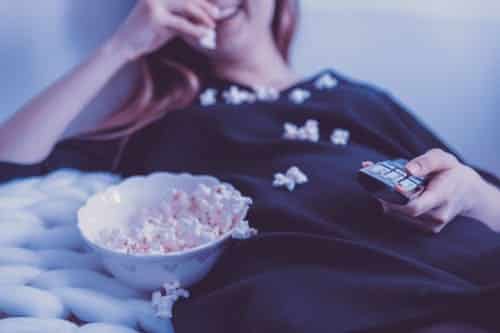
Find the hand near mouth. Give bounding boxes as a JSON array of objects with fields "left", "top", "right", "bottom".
[{"left": 110, "top": 0, "right": 220, "bottom": 60}]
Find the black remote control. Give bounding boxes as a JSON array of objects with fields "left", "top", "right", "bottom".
[{"left": 357, "top": 159, "right": 427, "bottom": 205}]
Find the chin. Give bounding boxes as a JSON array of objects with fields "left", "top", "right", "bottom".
[{"left": 210, "top": 36, "right": 249, "bottom": 60}]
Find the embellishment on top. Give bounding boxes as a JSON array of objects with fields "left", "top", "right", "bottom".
[
  {"left": 232, "top": 220, "right": 258, "bottom": 239},
  {"left": 222, "top": 86, "right": 257, "bottom": 105},
  {"left": 315, "top": 73, "right": 338, "bottom": 90},
  {"left": 199, "top": 72, "right": 339, "bottom": 107},
  {"left": 254, "top": 86, "right": 280, "bottom": 102},
  {"left": 200, "top": 88, "right": 218, "bottom": 106},
  {"left": 273, "top": 166, "right": 309, "bottom": 192},
  {"left": 283, "top": 119, "right": 320, "bottom": 142},
  {"left": 330, "top": 129, "right": 350, "bottom": 146},
  {"left": 289, "top": 88, "right": 311, "bottom": 104}
]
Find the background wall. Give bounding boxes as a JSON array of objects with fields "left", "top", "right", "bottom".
[
  {"left": 293, "top": 1, "right": 500, "bottom": 175},
  {"left": 1, "top": 0, "right": 499, "bottom": 175}
]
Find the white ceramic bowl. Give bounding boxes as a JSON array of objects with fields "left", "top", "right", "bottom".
[{"left": 77, "top": 172, "right": 243, "bottom": 291}]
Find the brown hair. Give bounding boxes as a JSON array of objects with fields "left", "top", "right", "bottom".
[{"left": 81, "top": 0, "right": 299, "bottom": 141}]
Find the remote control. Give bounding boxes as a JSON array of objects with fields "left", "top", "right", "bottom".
[{"left": 357, "top": 159, "right": 427, "bottom": 205}]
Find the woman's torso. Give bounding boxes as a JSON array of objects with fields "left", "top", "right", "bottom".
[{"left": 117, "top": 70, "right": 500, "bottom": 286}]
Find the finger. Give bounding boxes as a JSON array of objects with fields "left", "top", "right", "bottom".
[
  {"left": 413, "top": 217, "right": 444, "bottom": 234},
  {"left": 395, "top": 183, "right": 424, "bottom": 201},
  {"left": 362, "top": 161, "right": 374, "bottom": 168},
  {"left": 377, "top": 199, "right": 389, "bottom": 214},
  {"left": 197, "top": 0, "right": 221, "bottom": 19},
  {"left": 396, "top": 188, "right": 443, "bottom": 218},
  {"left": 425, "top": 204, "right": 457, "bottom": 227},
  {"left": 417, "top": 217, "right": 447, "bottom": 234},
  {"left": 396, "top": 173, "right": 453, "bottom": 217},
  {"left": 176, "top": 2, "right": 216, "bottom": 28},
  {"left": 378, "top": 200, "right": 441, "bottom": 234},
  {"left": 406, "top": 149, "right": 459, "bottom": 177},
  {"left": 167, "top": 15, "right": 211, "bottom": 39},
  {"left": 145, "top": 0, "right": 167, "bottom": 19}
]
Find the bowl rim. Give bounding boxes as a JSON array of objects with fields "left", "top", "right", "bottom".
[{"left": 77, "top": 172, "right": 241, "bottom": 259}]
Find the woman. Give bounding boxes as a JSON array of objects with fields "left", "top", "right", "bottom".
[{"left": 1, "top": 0, "right": 500, "bottom": 332}]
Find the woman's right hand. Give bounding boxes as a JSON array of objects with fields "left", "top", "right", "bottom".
[{"left": 111, "top": 0, "right": 220, "bottom": 61}]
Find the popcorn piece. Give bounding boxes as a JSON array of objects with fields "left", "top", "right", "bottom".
[
  {"left": 199, "top": 30, "right": 216, "bottom": 50},
  {"left": 254, "top": 86, "right": 280, "bottom": 102},
  {"left": 289, "top": 88, "right": 311, "bottom": 104},
  {"left": 223, "top": 86, "right": 256, "bottom": 105},
  {"left": 232, "top": 220, "right": 258, "bottom": 240},
  {"left": 283, "top": 119, "right": 319, "bottom": 142},
  {"left": 95, "top": 183, "right": 254, "bottom": 255},
  {"left": 151, "top": 281, "right": 190, "bottom": 319},
  {"left": 315, "top": 73, "right": 338, "bottom": 90},
  {"left": 273, "top": 172, "right": 296, "bottom": 191},
  {"left": 286, "top": 166, "right": 308, "bottom": 185},
  {"left": 330, "top": 128, "right": 350, "bottom": 146},
  {"left": 200, "top": 88, "right": 217, "bottom": 106},
  {"left": 273, "top": 166, "right": 308, "bottom": 192}
]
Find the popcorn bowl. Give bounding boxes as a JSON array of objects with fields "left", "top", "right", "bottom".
[{"left": 77, "top": 172, "right": 253, "bottom": 291}]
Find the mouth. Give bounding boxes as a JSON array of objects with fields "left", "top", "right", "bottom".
[{"left": 216, "top": 3, "right": 244, "bottom": 22}]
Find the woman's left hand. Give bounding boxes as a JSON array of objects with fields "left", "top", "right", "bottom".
[{"left": 368, "top": 149, "right": 499, "bottom": 233}]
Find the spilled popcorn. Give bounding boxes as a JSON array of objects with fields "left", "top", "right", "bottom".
[
  {"left": 315, "top": 73, "right": 338, "bottom": 90},
  {"left": 223, "top": 86, "right": 256, "bottom": 105},
  {"left": 283, "top": 119, "right": 320, "bottom": 142},
  {"left": 200, "top": 88, "right": 217, "bottom": 106},
  {"left": 96, "top": 183, "right": 255, "bottom": 255},
  {"left": 199, "top": 30, "right": 216, "bottom": 50},
  {"left": 254, "top": 86, "right": 280, "bottom": 102},
  {"left": 152, "top": 281, "right": 190, "bottom": 319},
  {"left": 331, "top": 128, "right": 350, "bottom": 146},
  {"left": 273, "top": 166, "right": 309, "bottom": 191},
  {"left": 289, "top": 88, "right": 311, "bottom": 104}
]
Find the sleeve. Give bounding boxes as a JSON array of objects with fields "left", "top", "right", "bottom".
[
  {"left": 0, "top": 137, "right": 124, "bottom": 184},
  {"left": 377, "top": 91, "right": 500, "bottom": 188}
]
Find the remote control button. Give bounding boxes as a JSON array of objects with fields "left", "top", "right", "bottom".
[
  {"left": 394, "top": 169, "right": 407, "bottom": 177},
  {"left": 384, "top": 171, "right": 406, "bottom": 183},
  {"left": 381, "top": 162, "right": 396, "bottom": 170},
  {"left": 398, "top": 178, "right": 419, "bottom": 192},
  {"left": 392, "top": 159, "right": 408, "bottom": 169},
  {"left": 408, "top": 176, "right": 425, "bottom": 185},
  {"left": 368, "top": 164, "right": 391, "bottom": 176}
]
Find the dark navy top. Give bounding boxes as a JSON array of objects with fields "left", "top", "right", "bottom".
[{"left": 2, "top": 70, "right": 500, "bottom": 332}]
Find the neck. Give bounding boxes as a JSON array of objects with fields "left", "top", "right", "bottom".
[{"left": 213, "top": 36, "right": 298, "bottom": 91}]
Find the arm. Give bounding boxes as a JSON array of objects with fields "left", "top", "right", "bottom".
[
  {"left": 0, "top": 0, "right": 217, "bottom": 165},
  {"left": 378, "top": 149, "right": 500, "bottom": 233},
  {"left": 0, "top": 40, "right": 129, "bottom": 164}
]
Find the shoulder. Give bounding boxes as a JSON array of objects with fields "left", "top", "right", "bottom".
[
  {"left": 307, "top": 68, "right": 401, "bottom": 112},
  {"left": 320, "top": 69, "right": 391, "bottom": 100}
]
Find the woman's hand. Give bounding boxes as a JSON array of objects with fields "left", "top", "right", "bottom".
[
  {"left": 110, "top": 0, "right": 219, "bottom": 61},
  {"left": 369, "top": 149, "right": 500, "bottom": 233}
]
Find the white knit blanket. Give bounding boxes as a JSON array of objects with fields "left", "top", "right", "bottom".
[{"left": 0, "top": 169, "right": 174, "bottom": 333}]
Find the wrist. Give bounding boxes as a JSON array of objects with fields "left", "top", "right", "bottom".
[
  {"left": 101, "top": 36, "right": 137, "bottom": 68},
  {"left": 465, "top": 179, "right": 500, "bottom": 230}
]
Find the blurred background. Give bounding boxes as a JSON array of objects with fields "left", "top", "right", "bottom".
[{"left": 1, "top": 0, "right": 499, "bottom": 174}]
